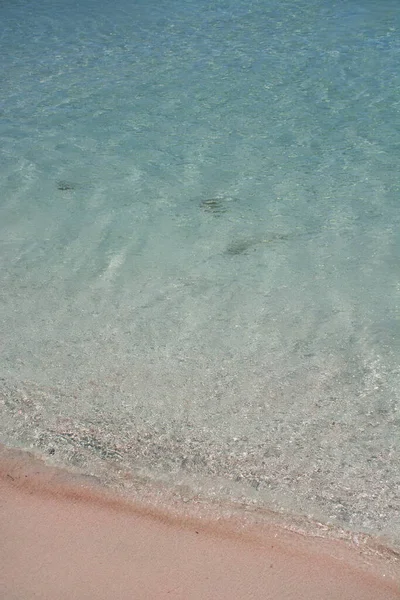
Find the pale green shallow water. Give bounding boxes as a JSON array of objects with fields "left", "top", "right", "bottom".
[{"left": 1, "top": 0, "right": 399, "bottom": 545}]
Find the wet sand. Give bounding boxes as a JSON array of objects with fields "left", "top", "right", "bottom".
[{"left": 0, "top": 444, "right": 399, "bottom": 600}]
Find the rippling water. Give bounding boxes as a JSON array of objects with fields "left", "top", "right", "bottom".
[{"left": 1, "top": 0, "right": 399, "bottom": 544}]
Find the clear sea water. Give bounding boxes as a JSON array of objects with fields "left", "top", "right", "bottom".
[{"left": 1, "top": 0, "right": 400, "bottom": 543}]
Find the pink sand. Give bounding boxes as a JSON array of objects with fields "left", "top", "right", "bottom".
[{"left": 0, "top": 445, "right": 399, "bottom": 600}]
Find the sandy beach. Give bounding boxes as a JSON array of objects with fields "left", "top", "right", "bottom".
[{"left": 0, "top": 444, "right": 399, "bottom": 600}]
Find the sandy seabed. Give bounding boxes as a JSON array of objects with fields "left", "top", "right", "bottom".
[{"left": 0, "top": 444, "right": 399, "bottom": 600}]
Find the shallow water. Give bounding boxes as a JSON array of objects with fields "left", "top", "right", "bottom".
[{"left": 1, "top": 0, "right": 399, "bottom": 544}]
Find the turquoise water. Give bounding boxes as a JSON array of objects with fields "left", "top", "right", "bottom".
[{"left": 1, "top": 0, "right": 400, "bottom": 543}]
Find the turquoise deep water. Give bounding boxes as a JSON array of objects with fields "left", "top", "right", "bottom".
[{"left": 1, "top": 0, "right": 400, "bottom": 543}]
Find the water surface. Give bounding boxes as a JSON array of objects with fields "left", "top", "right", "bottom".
[{"left": 1, "top": 0, "right": 399, "bottom": 544}]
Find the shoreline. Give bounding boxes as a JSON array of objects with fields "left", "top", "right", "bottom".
[{"left": 1, "top": 443, "right": 399, "bottom": 599}]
